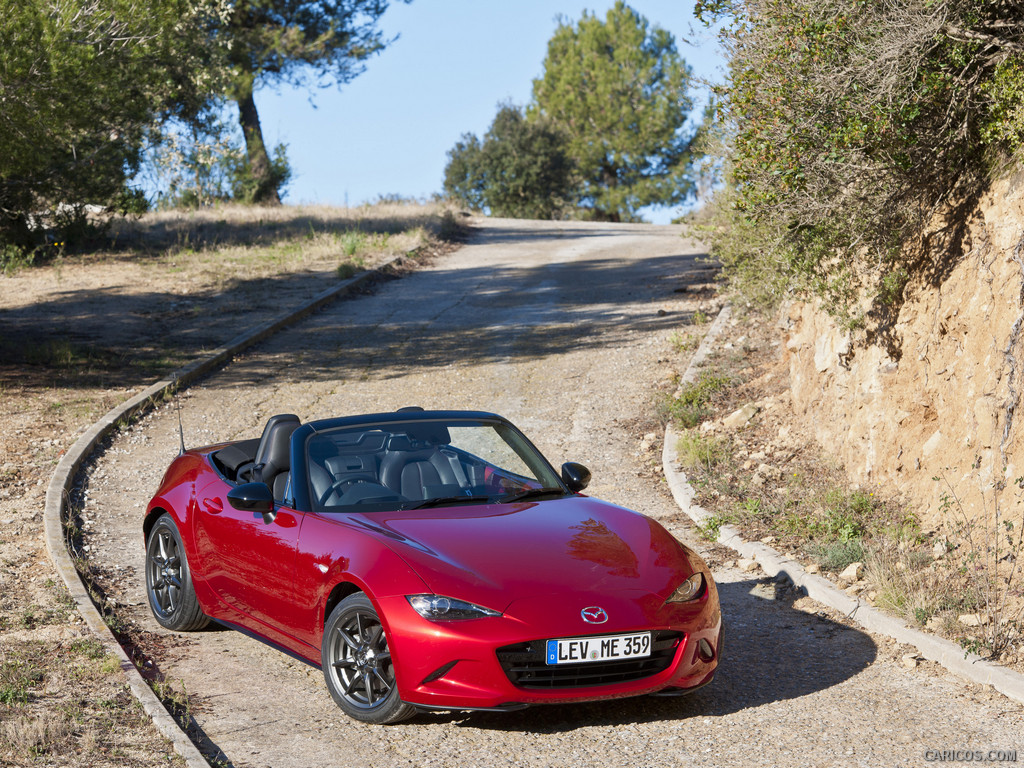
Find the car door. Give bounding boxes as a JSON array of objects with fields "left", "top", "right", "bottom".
[{"left": 193, "top": 475, "right": 304, "bottom": 643}]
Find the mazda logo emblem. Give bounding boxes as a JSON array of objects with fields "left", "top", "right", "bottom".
[{"left": 581, "top": 606, "right": 608, "bottom": 624}]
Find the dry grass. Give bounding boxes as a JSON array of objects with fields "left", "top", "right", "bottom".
[{"left": 0, "top": 201, "right": 455, "bottom": 766}]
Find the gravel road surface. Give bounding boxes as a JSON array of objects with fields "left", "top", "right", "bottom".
[{"left": 80, "top": 219, "right": 1023, "bottom": 767}]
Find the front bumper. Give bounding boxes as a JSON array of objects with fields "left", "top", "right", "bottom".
[{"left": 377, "top": 587, "right": 722, "bottom": 711}]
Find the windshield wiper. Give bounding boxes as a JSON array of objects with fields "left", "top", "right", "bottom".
[
  {"left": 501, "top": 487, "right": 568, "bottom": 504},
  {"left": 407, "top": 495, "right": 492, "bottom": 510}
]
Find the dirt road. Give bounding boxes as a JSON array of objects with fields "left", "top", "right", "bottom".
[{"left": 80, "top": 219, "right": 1023, "bottom": 767}]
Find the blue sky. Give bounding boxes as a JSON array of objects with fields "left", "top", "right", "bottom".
[{"left": 255, "top": 1, "right": 726, "bottom": 223}]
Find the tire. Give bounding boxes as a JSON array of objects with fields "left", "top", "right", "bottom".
[
  {"left": 322, "top": 593, "right": 416, "bottom": 724},
  {"left": 145, "top": 514, "right": 210, "bottom": 631}
]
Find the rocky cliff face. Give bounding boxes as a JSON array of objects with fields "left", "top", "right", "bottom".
[{"left": 785, "top": 172, "right": 1024, "bottom": 528}]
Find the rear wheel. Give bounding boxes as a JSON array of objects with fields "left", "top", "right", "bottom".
[
  {"left": 145, "top": 514, "right": 209, "bottom": 631},
  {"left": 322, "top": 594, "right": 415, "bottom": 724}
]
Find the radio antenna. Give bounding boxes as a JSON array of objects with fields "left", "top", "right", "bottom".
[{"left": 174, "top": 377, "right": 187, "bottom": 456}]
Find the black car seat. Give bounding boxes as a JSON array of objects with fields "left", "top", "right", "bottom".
[
  {"left": 379, "top": 429, "right": 460, "bottom": 500},
  {"left": 253, "top": 414, "right": 301, "bottom": 500}
]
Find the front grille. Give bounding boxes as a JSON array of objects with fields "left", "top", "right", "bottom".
[{"left": 496, "top": 631, "right": 683, "bottom": 689}]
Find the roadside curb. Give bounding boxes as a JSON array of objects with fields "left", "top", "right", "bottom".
[
  {"left": 661, "top": 304, "right": 1024, "bottom": 706},
  {"left": 43, "top": 259, "right": 401, "bottom": 767}
]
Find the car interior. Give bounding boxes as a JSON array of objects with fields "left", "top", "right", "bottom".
[{"left": 210, "top": 413, "right": 514, "bottom": 509}]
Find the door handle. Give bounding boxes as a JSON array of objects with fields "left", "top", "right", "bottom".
[{"left": 202, "top": 498, "right": 223, "bottom": 514}]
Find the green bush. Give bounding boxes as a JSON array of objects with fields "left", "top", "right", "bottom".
[
  {"left": 664, "top": 372, "right": 730, "bottom": 427},
  {"left": 697, "top": 0, "right": 1024, "bottom": 325}
]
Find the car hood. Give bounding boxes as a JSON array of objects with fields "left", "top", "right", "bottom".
[{"left": 349, "top": 497, "right": 696, "bottom": 613}]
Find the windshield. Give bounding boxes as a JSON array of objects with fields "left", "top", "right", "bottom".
[{"left": 306, "top": 419, "right": 565, "bottom": 512}]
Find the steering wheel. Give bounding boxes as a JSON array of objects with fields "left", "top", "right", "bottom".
[{"left": 318, "top": 478, "right": 364, "bottom": 506}]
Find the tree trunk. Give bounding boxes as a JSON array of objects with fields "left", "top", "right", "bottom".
[{"left": 235, "top": 74, "right": 281, "bottom": 205}]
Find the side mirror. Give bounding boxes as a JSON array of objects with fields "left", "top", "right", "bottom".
[
  {"left": 227, "top": 482, "right": 277, "bottom": 523},
  {"left": 561, "top": 462, "right": 591, "bottom": 493}
]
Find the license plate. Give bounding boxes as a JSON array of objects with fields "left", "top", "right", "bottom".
[{"left": 545, "top": 632, "right": 651, "bottom": 665}]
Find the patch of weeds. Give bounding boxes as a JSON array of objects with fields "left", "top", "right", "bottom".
[
  {"left": 337, "top": 254, "right": 368, "bottom": 279},
  {"left": 438, "top": 209, "right": 466, "bottom": 242},
  {"left": 662, "top": 371, "right": 730, "bottom": 428},
  {"left": 932, "top": 468, "right": 1024, "bottom": 658},
  {"left": 676, "top": 430, "right": 728, "bottom": 471},
  {"left": 806, "top": 538, "right": 865, "bottom": 572},
  {"left": 699, "top": 514, "right": 732, "bottom": 542},
  {"left": 958, "top": 636, "right": 988, "bottom": 657},
  {"left": 1, "top": 244, "right": 37, "bottom": 275},
  {"left": 691, "top": 309, "right": 709, "bottom": 325},
  {"left": 0, "top": 645, "right": 46, "bottom": 707},
  {"left": 18, "top": 599, "right": 73, "bottom": 630},
  {"left": 152, "top": 679, "right": 194, "bottom": 731},
  {"left": 68, "top": 637, "right": 107, "bottom": 661},
  {"left": 669, "top": 330, "right": 699, "bottom": 353},
  {"left": 0, "top": 711, "right": 73, "bottom": 759},
  {"left": 877, "top": 266, "right": 910, "bottom": 306},
  {"left": 340, "top": 230, "right": 366, "bottom": 257}
]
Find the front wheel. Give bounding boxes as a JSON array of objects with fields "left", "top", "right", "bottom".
[
  {"left": 322, "top": 593, "right": 416, "bottom": 724},
  {"left": 145, "top": 514, "right": 209, "bottom": 631}
]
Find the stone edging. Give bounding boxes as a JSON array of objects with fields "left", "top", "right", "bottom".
[
  {"left": 42, "top": 261, "right": 399, "bottom": 767},
  {"left": 661, "top": 304, "right": 1024, "bottom": 706}
]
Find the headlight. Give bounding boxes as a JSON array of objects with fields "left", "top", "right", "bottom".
[
  {"left": 665, "top": 573, "right": 705, "bottom": 603},
  {"left": 407, "top": 594, "right": 502, "bottom": 621}
]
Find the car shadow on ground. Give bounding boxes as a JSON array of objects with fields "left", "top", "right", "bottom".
[{"left": 423, "top": 577, "right": 877, "bottom": 733}]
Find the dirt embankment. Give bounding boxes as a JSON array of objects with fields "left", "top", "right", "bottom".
[{"left": 786, "top": 171, "right": 1024, "bottom": 529}]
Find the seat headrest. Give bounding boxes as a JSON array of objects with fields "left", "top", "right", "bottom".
[{"left": 255, "top": 413, "right": 301, "bottom": 468}]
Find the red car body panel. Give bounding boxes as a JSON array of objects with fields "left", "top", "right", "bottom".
[{"left": 144, "top": 413, "right": 721, "bottom": 713}]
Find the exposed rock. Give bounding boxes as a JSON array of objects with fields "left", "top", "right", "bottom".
[
  {"left": 839, "top": 561, "right": 865, "bottom": 582},
  {"left": 784, "top": 170, "right": 1024, "bottom": 529},
  {"left": 738, "top": 558, "right": 759, "bottom": 573},
  {"left": 806, "top": 563, "right": 821, "bottom": 574},
  {"left": 723, "top": 403, "right": 760, "bottom": 430},
  {"left": 958, "top": 613, "right": 991, "bottom": 627},
  {"left": 901, "top": 653, "right": 920, "bottom": 670}
]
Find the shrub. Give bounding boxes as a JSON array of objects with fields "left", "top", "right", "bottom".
[{"left": 697, "top": 0, "right": 1024, "bottom": 325}]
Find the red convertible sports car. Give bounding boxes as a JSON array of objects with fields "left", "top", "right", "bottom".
[{"left": 144, "top": 408, "right": 721, "bottom": 724}]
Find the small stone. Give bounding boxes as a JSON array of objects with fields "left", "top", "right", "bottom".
[
  {"left": 738, "top": 558, "right": 759, "bottom": 573},
  {"left": 845, "top": 583, "right": 865, "bottom": 596},
  {"left": 839, "top": 561, "right": 865, "bottom": 582},
  {"left": 901, "top": 653, "right": 920, "bottom": 669},
  {"left": 926, "top": 616, "right": 944, "bottom": 631},
  {"left": 932, "top": 541, "right": 947, "bottom": 559},
  {"left": 723, "top": 403, "right": 760, "bottom": 430},
  {"left": 806, "top": 563, "right": 821, "bottom": 574},
  {"left": 958, "top": 613, "right": 990, "bottom": 627},
  {"left": 760, "top": 535, "right": 776, "bottom": 544}
]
